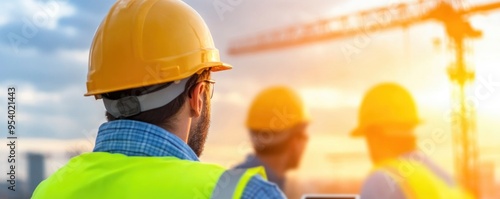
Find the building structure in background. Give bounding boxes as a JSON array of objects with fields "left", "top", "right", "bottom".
[{"left": 228, "top": 1, "right": 500, "bottom": 197}]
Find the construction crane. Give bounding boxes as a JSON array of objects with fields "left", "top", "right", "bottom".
[{"left": 228, "top": 0, "right": 500, "bottom": 197}]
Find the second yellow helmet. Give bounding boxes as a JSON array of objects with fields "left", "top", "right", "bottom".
[{"left": 246, "top": 86, "right": 310, "bottom": 132}]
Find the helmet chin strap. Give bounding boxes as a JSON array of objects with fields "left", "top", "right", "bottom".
[{"left": 103, "top": 77, "right": 190, "bottom": 118}]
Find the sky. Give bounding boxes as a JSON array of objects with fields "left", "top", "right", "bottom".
[
  {"left": 1, "top": 0, "right": 500, "bottom": 193},
  {"left": 1, "top": 0, "right": 499, "bottom": 135}
]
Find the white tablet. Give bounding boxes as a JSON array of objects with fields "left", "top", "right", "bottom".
[{"left": 301, "top": 194, "right": 359, "bottom": 199}]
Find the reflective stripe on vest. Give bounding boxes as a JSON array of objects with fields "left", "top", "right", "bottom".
[
  {"left": 375, "top": 158, "right": 474, "bottom": 199},
  {"left": 32, "top": 152, "right": 267, "bottom": 199},
  {"left": 213, "top": 169, "right": 246, "bottom": 199},
  {"left": 211, "top": 167, "right": 268, "bottom": 199}
]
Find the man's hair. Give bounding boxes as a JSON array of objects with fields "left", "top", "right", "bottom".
[
  {"left": 103, "top": 70, "right": 211, "bottom": 130},
  {"left": 252, "top": 131, "right": 294, "bottom": 155}
]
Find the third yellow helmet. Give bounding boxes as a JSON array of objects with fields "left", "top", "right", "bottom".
[{"left": 351, "top": 83, "right": 420, "bottom": 137}]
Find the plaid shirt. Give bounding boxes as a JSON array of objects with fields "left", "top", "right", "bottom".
[
  {"left": 93, "top": 119, "right": 286, "bottom": 199},
  {"left": 235, "top": 154, "right": 286, "bottom": 191}
]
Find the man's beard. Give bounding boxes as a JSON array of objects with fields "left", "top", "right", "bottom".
[{"left": 187, "top": 96, "right": 210, "bottom": 157}]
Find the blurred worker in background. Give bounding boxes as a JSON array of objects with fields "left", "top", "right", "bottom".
[
  {"left": 235, "top": 86, "right": 310, "bottom": 191},
  {"left": 352, "top": 83, "right": 473, "bottom": 199},
  {"left": 32, "top": 0, "right": 285, "bottom": 198}
]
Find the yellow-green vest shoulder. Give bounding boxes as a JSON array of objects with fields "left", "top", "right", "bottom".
[
  {"left": 33, "top": 152, "right": 265, "bottom": 199},
  {"left": 376, "top": 158, "right": 474, "bottom": 199}
]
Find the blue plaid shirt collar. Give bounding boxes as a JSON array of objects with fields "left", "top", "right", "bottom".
[{"left": 93, "top": 119, "right": 199, "bottom": 161}]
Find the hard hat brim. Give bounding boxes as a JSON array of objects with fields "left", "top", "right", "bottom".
[
  {"left": 84, "top": 62, "right": 232, "bottom": 97},
  {"left": 210, "top": 62, "right": 232, "bottom": 72}
]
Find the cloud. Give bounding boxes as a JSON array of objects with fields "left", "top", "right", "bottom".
[
  {"left": 56, "top": 48, "right": 89, "bottom": 65},
  {"left": 16, "top": 85, "right": 62, "bottom": 106},
  {"left": 0, "top": 0, "right": 114, "bottom": 52},
  {"left": 1, "top": 0, "right": 499, "bottom": 144},
  {"left": 0, "top": 45, "right": 87, "bottom": 92},
  {"left": 0, "top": 82, "right": 105, "bottom": 139},
  {"left": 0, "top": 0, "right": 74, "bottom": 28},
  {"left": 0, "top": 1, "right": 111, "bottom": 95},
  {"left": 299, "top": 87, "right": 359, "bottom": 109}
]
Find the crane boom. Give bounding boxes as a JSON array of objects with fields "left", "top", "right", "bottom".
[{"left": 228, "top": 1, "right": 500, "bottom": 55}]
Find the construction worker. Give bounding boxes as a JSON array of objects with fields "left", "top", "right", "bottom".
[
  {"left": 32, "top": 0, "right": 285, "bottom": 198},
  {"left": 235, "top": 86, "right": 310, "bottom": 191},
  {"left": 352, "top": 83, "right": 473, "bottom": 199}
]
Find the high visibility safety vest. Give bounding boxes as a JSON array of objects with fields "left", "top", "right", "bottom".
[
  {"left": 32, "top": 152, "right": 266, "bottom": 199},
  {"left": 375, "top": 159, "right": 474, "bottom": 199}
]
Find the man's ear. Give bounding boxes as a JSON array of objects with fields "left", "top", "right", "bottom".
[{"left": 188, "top": 82, "right": 205, "bottom": 118}]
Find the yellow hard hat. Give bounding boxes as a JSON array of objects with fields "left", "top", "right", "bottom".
[
  {"left": 351, "top": 83, "right": 420, "bottom": 137},
  {"left": 85, "top": 0, "right": 231, "bottom": 97},
  {"left": 246, "top": 86, "right": 310, "bottom": 132}
]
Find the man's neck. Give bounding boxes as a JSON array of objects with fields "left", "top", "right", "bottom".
[
  {"left": 257, "top": 154, "right": 289, "bottom": 178},
  {"left": 165, "top": 104, "right": 192, "bottom": 143}
]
